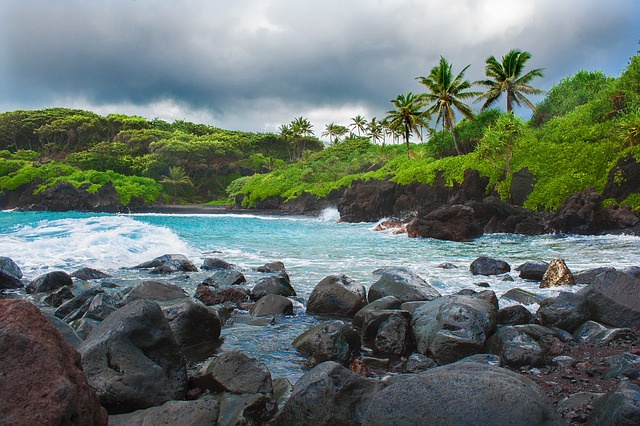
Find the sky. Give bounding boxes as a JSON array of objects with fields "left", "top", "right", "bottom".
[{"left": 1, "top": 0, "right": 639, "bottom": 137}]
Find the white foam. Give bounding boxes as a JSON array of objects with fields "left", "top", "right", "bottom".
[{"left": 317, "top": 207, "right": 340, "bottom": 223}]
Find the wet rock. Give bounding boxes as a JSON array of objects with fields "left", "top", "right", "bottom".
[
  {"left": 437, "top": 262, "right": 458, "bottom": 269},
  {"left": 203, "top": 269, "right": 246, "bottom": 286},
  {"left": 352, "top": 295, "right": 402, "bottom": 329},
  {"left": 500, "top": 288, "right": 540, "bottom": 305},
  {"left": 407, "top": 204, "right": 480, "bottom": 242},
  {"left": 588, "top": 380, "right": 640, "bottom": 425},
  {"left": 71, "top": 267, "right": 112, "bottom": 280},
  {"left": 79, "top": 299, "right": 187, "bottom": 414},
  {"left": 574, "top": 266, "right": 617, "bottom": 285},
  {"left": 373, "top": 311, "right": 414, "bottom": 356},
  {"left": 201, "top": 257, "right": 236, "bottom": 271},
  {"left": 361, "top": 309, "right": 411, "bottom": 340},
  {"left": 515, "top": 260, "right": 549, "bottom": 281},
  {"left": 83, "top": 292, "right": 119, "bottom": 321},
  {"left": 537, "top": 291, "right": 590, "bottom": 332},
  {"left": 497, "top": 304, "right": 536, "bottom": 326},
  {"left": 193, "top": 350, "right": 273, "bottom": 395},
  {"left": 573, "top": 320, "right": 638, "bottom": 345},
  {"left": 411, "top": 294, "right": 497, "bottom": 364},
  {"left": 43, "top": 285, "right": 75, "bottom": 308},
  {"left": 540, "top": 258, "right": 575, "bottom": 288},
  {"left": 272, "top": 361, "right": 385, "bottom": 426},
  {"left": 578, "top": 270, "right": 640, "bottom": 328},
  {"left": 109, "top": 399, "right": 219, "bottom": 426},
  {"left": 26, "top": 270, "right": 73, "bottom": 294},
  {"left": 487, "top": 324, "right": 564, "bottom": 368},
  {"left": 160, "top": 298, "right": 222, "bottom": 350},
  {"left": 0, "top": 256, "right": 23, "bottom": 289},
  {"left": 54, "top": 287, "right": 104, "bottom": 320},
  {"left": 256, "top": 261, "right": 287, "bottom": 274},
  {"left": 251, "top": 274, "right": 296, "bottom": 300},
  {"left": 306, "top": 274, "right": 367, "bottom": 317},
  {"left": 368, "top": 267, "right": 440, "bottom": 303},
  {"left": 124, "top": 280, "right": 189, "bottom": 303},
  {"left": 250, "top": 294, "right": 294, "bottom": 317},
  {"left": 133, "top": 253, "right": 198, "bottom": 274},
  {"left": 0, "top": 300, "right": 107, "bottom": 425},
  {"left": 470, "top": 256, "right": 510, "bottom": 276},
  {"left": 215, "top": 392, "right": 277, "bottom": 426},
  {"left": 362, "top": 362, "right": 559, "bottom": 426},
  {"left": 194, "top": 282, "right": 250, "bottom": 306},
  {"left": 43, "top": 312, "right": 84, "bottom": 348},
  {"left": 292, "top": 320, "right": 361, "bottom": 368},
  {"left": 337, "top": 178, "right": 399, "bottom": 223}
]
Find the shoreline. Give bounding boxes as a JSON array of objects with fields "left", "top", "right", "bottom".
[{"left": 136, "top": 204, "right": 316, "bottom": 216}]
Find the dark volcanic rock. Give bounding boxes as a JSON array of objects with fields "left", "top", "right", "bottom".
[
  {"left": 487, "top": 324, "right": 564, "bottom": 368},
  {"left": 352, "top": 295, "right": 403, "bottom": 329},
  {"left": 109, "top": 399, "right": 219, "bottom": 426},
  {"left": 124, "top": 280, "right": 189, "bottom": 303},
  {"left": 337, "top": 179, "right": 399, "bottom": 222},
  {"left": 160, "top": 298, "right": 222, "bottom": 350},
  {"left": 470, "top": 256, "right": 511, "bottom": 276},
  {"left": 588, "top": 380, "right": 640, "bottom": 425},
  {"left": 578, "top": 270, "right": 640, "bottom": 328},
  {"left": 292, "top": 320, "right": 361, "bottom": 368},
  {"left": 575, "top": 266, "right": 617, "bottom": 285},
  {"left": 368, "top": 267, "right": 440, "bottom": 303},
  {"left": 195, "top": 282, "right": 250, "bottom": 306},
  {"left": 0, "top": 300, "right": 107, "bottom": 425},
  {"left": 203, "top": 270, "right": 246, "bottom": 286},
  {"left": 306, "top": 274, "right": 367, "bottom": 317},
  {"left": 407, "top": 204, "right": 480, "bottom": 241},
  {"left": 516, "top": 260, "right": 549, "bottom": 281},
  {"left": 193, "top": 350, "right": 273, "bottom": 395},
  {"left": 537, "top": 291, "right": 590, "bottom": 332},
  {"left": 497, "top": 304, "right": 536, "bottom": 326},
  {"left": 251, "top": 274, "right": 296, "bottom": 300},
  {"left": 133, "top": 254, "right": 198, "bottom": 274},
  {"left": 71, "top": 267, "right": 112, "bottom": 280},
  {"left": 201, "top": 257, "right": 236, "bottom": 271},
  {"left": 26, "top": 270, "right": 73, "bottom": 294},
  {"left": 250, "top": 294, "right": 294, "bottom": 317},
  {"left": 0, "top": 256, "right": 23, "bottom": 289}
]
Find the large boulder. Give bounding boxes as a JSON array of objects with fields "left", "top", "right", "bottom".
[
  {"left": 292, "top": 320, "right": 361, "bottom": 368},
  {"left": 109, "top": 399, "right": 219, "bottom": 426},
  {"left": 487, "top": 324, "right": 565, "bottom": 368},
  {"left": 0, "top": 256, "right": 23, "bottom": 289},
  {"left": 372, "top": 311, "right": 414, "bottom": 356},
  {"left": 160, "top": 298, "right": 222, "bottom": 351},
  {"left": 71, "top": 267, "right": 112, "bottom": 280},
  {"left": 578, "top": 270, "right": 640, "bottom": 328},
  {"left": 201, "top": 257, "right": 236, "bottom": 271},
  {"left": 411, "top": 294, "right": 497, "bottom": 364},
  {"left": 26, "top": 270, "right": 73, "bottom": 294},
  {"left": 251, "top": 274, "right": 296, "bottom": 300},
  {"left": 250, "top": 294, "right": 294, "bottom": 317},
  {"left": 537, "top": 291, "right": 590, "bottom": 332},
  {"left": 362, "top": 361, "right": 559, "bottom": 425},
  {"left": 540, "top": 258, "right": 575, "bottom": 288},
  {"left": 79, "top": 299, "right": 187, "bottom": 414},
  {"left": 123, "top": 280, "right": 189, "bottom": 303},
  {"left": 575, "top": 266, "right": 617, "bottom": 285},
  {"left": 0, "top": 300, "right": 107, "bottom": 425},
  {"left": 306, "top": 274, "right": 367, "bottom": 317},
  {"left": 203, "top": 269, "right": 246, "bottom": 286},
  {"left": 470, "top": 256, "right": 510, "bottom": 276},
  {"left": 132, "top": 254, "right": 198, "bottom": 274},
  {"left": 368, "top": 267, "right": 440, "bottom": 303},
  {"left": 515, "top": 260, "right": 549, "bottom": 281},
  {"left": 194, "top": 282, "right": 250, "bottom": 306},
  {"left": 352, "top": 295, "right": 402, "bottom": 329},
  {"left": 192, "top": 350, "right": 273, "bottom": 395},
  {"left": 497, "top": 304, "right": 536, "bottom": 326},
  {"left": 272, "top": 361, "right": 385, "bottom": 426},
  {"left": 588, "top": 380, "right": 640, "bottom": 426}
]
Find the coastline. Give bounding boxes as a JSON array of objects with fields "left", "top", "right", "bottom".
[{"left": 137, "top": 204, "right": 310, "bottom": 216}]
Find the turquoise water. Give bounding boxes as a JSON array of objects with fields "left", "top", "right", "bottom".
[{"left": 2, "top": 208, "right": 639, "bottom": 380}]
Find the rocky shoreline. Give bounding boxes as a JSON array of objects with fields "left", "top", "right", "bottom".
[{"left": 1, "top": 253, "right": 639, "bottom": 425}]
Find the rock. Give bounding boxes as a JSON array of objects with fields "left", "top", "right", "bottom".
[
  {"left": 194, "top": 282, "right": 250, "bottom": 306},
  {"left": 574, "top": 266, "right": 617, "bottom": 285},
  {"left": 537, "top": 291, "right": 590, "bottom": 332},
  {"left": 71, "top": 267, "right": 112, "bottom": 280},
  {"left": 604, "top": 352, "right": 640, "bottom": 380},
  {"left": 368, "top": 267, "right": 440, "bottom": 303},
  {"left": 407, "top": 204, "right": 481, "bottom": 242},
  {"left": 360, "top": 309, "right": 411, "bottom": 340},
  {"left": 0, "top": 300, "right": 107, "bottom": 425},
  {"left": 124, "top": 280, "right": 189, "bottom": 303},
  {"left": 573, "top": 320, "right": 638, "bottom": 345},
  {"left": 0, "top": 256, "right": 23, "bottom": 289},
  {"left": 497, "top": 304, "right": 536, "bottom": 326},
  {"left": 588, "top": 381, "right": 640, "bottom": 426},
  {"left": 79, "top": 299, "right": 187, "bottom": 414},
  {"left": 556, "top": 392, "right": 604, "bottom": 420},
  {"left": 510, "top": 167, "right": 535, "bottom": 206},
  {"left": 352, "top": 295, "right": 402, "bottom": 329},
  {"left": 160, "top": 298, "right": 222, "bottom": 350},
  {"left": 133, "top": 254, "right": 198, "bottom": 274},
  {"left": 578, "top": 270, "right": 640, "bottom": 328},
  {"left": 306, "top": 274, "right": 367, "bottom": 317},
  {"left": 193, "top": 350, "right": 273, "bottom": 395},
  {"left": 500, "top": 288, "right": 540, "bottom": 305},
  {"left": 436, "top": 262, "right": 458, "bottom": 269},
  {"left": 547, "top": 188, "right": 607, "bottom": 234},
  {"left": 26, "top": 270, "right": 73, "bottom": 294},
  {"left": 292, "top": 320, "right": 361, "bottom": 368},
  {"left": 373, "top": 311, "right": 414, "bottom": 356},
  {"left": 251, "top": 274, "right": 296, "bottom": 300},
  {"left": 470, "top": 256, "right": 510, "bottom": 276},
  {"left": 54, "top": 287, "right": 103, "bottom": 319},
  {"left": 256, "top": 261, "right": 287, "bottom": 274},
  {"left": 337, "top": 179, "right": 399, "bottom": 223},
  {"left": 214, "top": 392, "right": 277, "bottom": 426},
  {"left": 83, "top": 292, "right": 119, "bottom": 321},
  {"left": 362, "top": 362, "right": 559, "bottom": 426},
  {"left": 250, "top": 294, "right": 294, "bottom": 317},
  {"left": 203, "top": 269, "right": 246, "bottom": 286},
  {"left": 43, "top": 312, "right": 84, "bottom": 348},
  {"left": 411, "top": 294, "right": 497, "bottom": 364},
  {"left": 515, "top": 260, "right": 549, "bottom": 281},
  {"left": 43, "top": 285, "right": 75, "bottom": 308},
  {"left": 201, "top": 257, "right": 236, "bottom": 271},
  {"left": 487, "top": 324, "right": 564, "bottom": 368},
  {"left": 272, "top": 361, "right": 385, "bottom": 426},
  {"left": 552, "top": 355, "right": 578, "bottom": 368},
  {"left": 109, "top": 399, "right": 219, "bottom": 426},
  {"left": 623, "top": 266, "right": 640, "bottom": 278},
  {"left": 395, "top": 352, "right": 438, "bottom": 373},
  {"left": 540, "top": 258, "right": 575, "bottom": 288}
]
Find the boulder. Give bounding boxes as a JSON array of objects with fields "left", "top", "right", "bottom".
[
  {"left": 251, "top": 274, "right": 296, "bottom": 300},
  {"left": 123, "top": 280, "right": 189, "bottom": 303},
  {"left": 201, "top": 257, "right": 236, "bottom": 271},
  {"left": 470, "top": 256, "right": 510, "bottom": 276},
  {"left": 574, "top": 266, "right": 617, "bottom": 285},
  {"left": 368, "top": 267, "right": 440, "bottom": 303},
  {"left": 536, "top": 291, "right": 590, "bottom": 332},
  {"left": 203, "top": 270, "right": 246, "bottom": 286},
  {"left": 362, "top": 362, "right": 559, "bottom": 426},
  {"left": 54, "top": 287, "right": 104, "bottom": 320},
  {"left": 160, "top": 298, "right": 222, "bottom": 350},
  {"left": 213, "top": 392, "right": 277, "bottom": 426},
  {"left": 43, "top": 312, "right": 84, "bottom": 348},
  {"left": 0, "top": 256, "right": 23, "bottom": 289},
  {"left": 337, "top": 179, "right": 399, "bottom": 223},
  {"left": 79, "top": 299, "right": 187, "bottom": 414},
  {"left": 250, "top": 294, "right": 294, "bottom": 317},
  {"left": 406, "top": 204, "right": 480, "bottom": 242},
  {"left": 192, "top": 350, "right": 273, "bottom": 395},
  {"left": 71, "top": 267, "right": 112, "bottom": 280},
  {"left": 540, "top": 258, "right": 575, "bottom": 288},
  {"left": 515, "top": 260, "right": 549, "bottom": 281},
  {"left": 578, "top": 270, "right": 640, "bottom": 328},
  {"left": 272, "top": 361, "right": 385, "bottom": 426},
  {"left": 497, "top": 304, "right": 536, "bottom": 326},
  {"left": 573, "top": 320, "right": 638, "bottom": 346},
  {"left": 43, "top": 285, "right": 75, "bottom": 308},
  {"left": 256, "top": 261, "right": 287, "bottom": 274},
  {"left": 411, "top": 294, "right": 497, "bottom": 364},
  {"left": 292, "top": 320, "right": 361, "bottom": 368},
  {"left": 0, "top": 300, "right": 107, "bottom": 425},
  {"left": 132, "top": 254, "right": 198, "bottom": 274},
  {"left": 352, "top": 295, "right": 402, "bottom": 329},
  {"left": 109, "top": 399, "right": 219, "bottom": 426},
  {"left": 194, "top": 282, "right": 250, "bottom": 306},
  {"left": 360, "top": 309, "right": 411, "bottom": 340},
  {"left": 83, "top": 292, "right": 119, "bottom": 321},
  {"left": 26, "top": 270, "right": 73, "bottom": 294},
  {"left": 373, "top": 311, "right": 414, "bottom": 356},
  {"left": 588, "top": 381, "right": 640, "bottom": 426},
  {"left": 500, "top": 288, "right": 540, "bottom": 305},
  {"left": 306, "top": 274, "right": 367, "bottom": 317},
  {"left": 487, "top": 324, "right": 564, "bottom": 368},
  {"left": 509, "top": 167, "right": 535, "bottom": 206}
]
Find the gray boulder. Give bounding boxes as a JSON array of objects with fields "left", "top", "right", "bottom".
[
  {"left": 373, "top": 311, "right": 414, "bottom": 356},
  {"left": 250, "top": 294, "right": 294, "bottom": 317},
  {"left": 83, "top": 292, "right": 119, "bottom": 321},
  {"left": 43, "top": 285, "right": 75, "bottom": 308},
  {"left": 124, "top": 280, "right": 189, "bottom": 303},
  {"left": 272, "top": 361, "right": 384, "bottom": 426},
  {"left": 537, "top": 291, "right": 590, "bottom": 332},
  {"left": 500, "top": 288, "right": 540, "bottom": 305},
  {"left": 411, "top": 294, "right": 497, "bottom": 364},
  {"left": 194, "top": 282, "right": 250, "bottom": 306},
  {"left": 160, "top": 298, "right": 222, "bottom": 350},
  {"left": 488, "top": 324, "right": 565, "bottom": 368},
  {"left": 352, "top": 295, "right": 402, "bottom": 329},
  {"left": 109, "top": 399, "right": 219, "bottom": 426},
  {"left": 578, "top": 270, "right": 640, "bottom": 328},
  {"left": 0, "top": 256, "right": 23, "bottom": 289},
  {"left": 575, "top": 266, "right": 617, "bottom": 285},
  {"left": 26, "top": 271, "right": 73, "bottom": 294},
  {"left": 497, "top": 304, "right": 536, "bottom": 326},
  {"left": 470, "top": 256, "right": 510, "bottom": 276},
  {"left": 251, "top": 274, "right": 296, "bottom": 300},
  {"left": 588, "top": 380, "right": 640, "bottom": 425},
  {"left": 79, "top": 299, "right": 187, "bottom": 414},
  {"left": 133, "top": 253, "right": 198, "bottom": 274},
  {"left": 515, "top": 260, "right": 549, "bottom": 281},
  {"left": 54, "top": 287, "right": 103, "bottom": 320},
  {"left": 203, "top": 270, "right": 246, "bottom": 286},
  {"left": 574, "top": 320, "right": 638, "bottom": 346},
  {"left": 201, "top": 257, "right": 236, "bottom": 271},
  {"left": 292, "top": 320, "right": 360, "bottom": 368},
  {"left": 71, "top": 267, "right": 111, "bottom": 280},
  {"left": 306, "top": 274, "right": 367, "bottom": 317},
  {"left": 368, "top": 267, "right": 440, "bottom": 303},
  {"left": 256, "top": 261, "right": 287, "bottom": 274},
  {"left": 193, "top": 350, "right": 273, "bottom": 395},
  {"left": 362, "top": 362, "right": 559, "bottom": 426}
]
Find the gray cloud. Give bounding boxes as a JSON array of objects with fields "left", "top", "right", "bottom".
[{"left": 1, "top": 0, "right": 638, "bottom": 133}]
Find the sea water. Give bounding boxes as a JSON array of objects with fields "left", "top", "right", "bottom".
[{"left": 1, "top": 208, "right": 639, "bottom": 381}]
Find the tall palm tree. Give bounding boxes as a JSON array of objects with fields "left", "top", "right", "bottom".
[
  {"left": 349, "top": 115, "right": 368, "bottom": 136},
  {"left": 367, "top": 117, "right": 385, "bottom": 145},
  {"left": 475, "top": 49, "right": 545, "bottom": 114},
  {"left": 385, "top": 92, "right": 429, "bottom": 159},
  {"left": 322, "top": 122, "right": 348, "bottom": 144},
  {"left": 159, "top": 166, "right": 193, "bottom": 201},
  {"left": 417, "top": 57, "right": 480, "bottom": 155}
]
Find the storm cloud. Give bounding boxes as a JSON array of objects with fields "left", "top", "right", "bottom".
[{"left": 1, "top": 0, "right": 638, "bottom": 133}]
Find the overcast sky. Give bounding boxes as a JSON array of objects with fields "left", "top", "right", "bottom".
[{"left": 1, "top": 0, "right": 639, "bottom": 136}]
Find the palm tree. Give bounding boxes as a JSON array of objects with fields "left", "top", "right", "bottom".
[
  {"left": 417, "top": 57, "right": 480, "bottom": 155},
  {"left": 475, "top": 49, "right": 545, "bottom": 114},
  {"left": 349, "top": 115, "right": 368, "bottom": 136},
  {"left": 385, "top": 92, "right": 429, "bottom": 159},
  {"left": 159, "top": 166, "right": 193, "bottom": 201},
  {"left": 322, "top": 122, "right": 348, "bottom": 145},
  {"left": 367, "top": 117, "right": 385, "bottom": 145}
]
